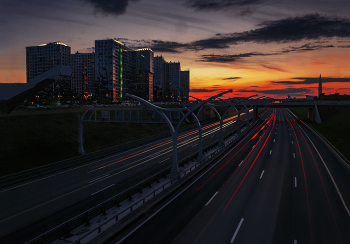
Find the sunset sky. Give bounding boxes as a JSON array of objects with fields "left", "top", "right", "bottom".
[{"left": 1, "top": 0, "right": 350, "bottom": 99}]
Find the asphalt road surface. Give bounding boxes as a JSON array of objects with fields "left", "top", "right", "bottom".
[
  {"left": 108, "top": 108, "right": 350, "bottom": 244},
  {"left": 0, "top": 109, "right": 252, "bottom": 243}
]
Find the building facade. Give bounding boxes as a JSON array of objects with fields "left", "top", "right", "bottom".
[
  {"left": 130, "top": 48, "right": 154, "bottom": 102},
  {"left": 153, "top": 55, "right": 166, "bottom": 101},
  {"left": 26, "top": 41, "right": 71, "bottom": 102},
  {"left": 95, "top": 39, "right": 123, "bottom": 102},
  {"left": 180, "top": 70, "right": 190, "bottom": 102},
  {"left": 24, "top": 39, "right": 189, "bottom": 104},
  {"left": 167, "top": 62, "right": 181, "bottom": 101},
  {"left": 26, "top": 41, "right": 71, "bottom": 82},
  {"left": 71, "top": 52, "right": 95, "bottom": 99}
]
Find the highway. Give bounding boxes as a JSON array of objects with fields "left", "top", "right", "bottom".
[
  {"left": 0, "top": 109, "right": 252, "bottom": 243},
  {"left": 109, "top": 108, "right": 350, "bottom": 244}
]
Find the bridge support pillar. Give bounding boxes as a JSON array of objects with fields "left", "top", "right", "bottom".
[
  {"left": 253, "top": 108, "right": 258, "bottom": 122},
  {"left": 237, "top": 112, "right": 241, "bottom": 135},
  {"left": 78, "top": 115, "right": 85, "bottom": 155},
  {"left": 307, "top": 108, "right": 314, "bottom": 121},
  {"left": 246, "top": 108, "right": 250, "bottom": 127},
  {"left": 307, "top": 105, "right": 322, "bottom": 123},
  {"left": 314, "top": 105, "right": 322, "bottom": 124}
]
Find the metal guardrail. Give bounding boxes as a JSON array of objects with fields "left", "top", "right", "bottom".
[
  {"left": 24, "top": 147, "right": 215, "bottom": 244},
  {"left": 288, "top": 109, "right": 350, "bottom": 173},
  {"left": 25, "top": 109, "right": 267, "bottom": 244}
]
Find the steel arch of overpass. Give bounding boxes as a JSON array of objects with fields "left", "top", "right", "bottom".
[{"left": 78, "top": 90, "right": 233, "bottom": 177}]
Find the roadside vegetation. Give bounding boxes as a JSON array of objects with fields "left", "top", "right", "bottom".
[
  {"left": 289, "top": 105, "right": 350, "bottom": 161},
  {"left": 0, "top": 108, "right": 170, "bottom": 177}
]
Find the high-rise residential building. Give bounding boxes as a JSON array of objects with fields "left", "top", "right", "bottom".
[
  {"left": 153, "top": 55, "right": 167, "bottom": 101},
  {"left": 95, "top": 39, "right": 123, "bottom": 102},
  {"left": 94, "top": 40, "right": 155, "bottom": 102},
  {"left": 180, "top": 70, "right": 190, "bottom": 102},
  {"left": 71, "top": 52, "right": 95, "bottom": 99},
  {"left": 131, "top": 48, "right": 154, "bottom": 102},
  {"left": 121, "top": 45, "right": 136, "bottom": 98},
  {"left": 26, "top": 41, "right": 71, "bottom": 102},
  {"left": 26, "top": 41, "right": 71, "bottom": 82},
  {"left": 167, "top": 62, "right": 181, "bottom": 101}
]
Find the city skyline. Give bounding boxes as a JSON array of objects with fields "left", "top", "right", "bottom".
[{"left": 2, "top": 0, "right": 350, "bottom": 99}]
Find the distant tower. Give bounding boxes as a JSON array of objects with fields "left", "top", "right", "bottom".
[{"left": 318, "top": 74, "right": 322, "bottom": 97}]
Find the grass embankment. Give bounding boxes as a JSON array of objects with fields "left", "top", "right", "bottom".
[
  {"left": 0, "top": 108, "right": 169, "bottom": 177},
  {"left": 289, "top": 105, "right": 350, "bottom": 161}
]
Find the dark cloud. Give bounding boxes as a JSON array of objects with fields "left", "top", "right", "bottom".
[
  {"left": 238, "top": 88, "right": 313, "bottom": 95},
  {"left": 238, "top": 10, "right": 254, "bottom": 16},
  {"left": 222, "top": 77, "right": 242, "bottom": 80},
  {"left": 149, "top": 40, "right": 189, "bottom": 53},
  {"left": 271, "top": 77, "right": 350, "bottom": 85},
  {"left": 185, "top": 0, "right": 266, "bottom": 11},
  {"left": 190, "top": 88, "right": 223, "bottom": 92},
  {"left": 199, "top": 43, "right": 334, "bottom": 63},
  {"left": 338, "top": 45, "right": 350, "bottom": 48},
  {"left": 80, "top": 0, "right": 140, "bottom": 17},
  {"left": 200, "top": 52, "right": 273, "bottom": 62},
  {"left": 250, "top": 86, "right": 259, "bottom": 87},
  {"left": 116, "top": 14, "right": 348, "bottom": 53},
  {"left": 261, "top": 65, "right": 288, "bottom": 72},
  {"left": 116, "top": 38, "right": 187, "bottom": 53},
  {"left": 281, "top": 43, "right": 334, "bottom": 53},
  {"left": 189, "top": 14, "right": 350, "bottom": 50}
]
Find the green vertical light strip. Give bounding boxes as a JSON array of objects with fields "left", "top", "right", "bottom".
[{"left": 120, "top": 45, "right": 123, "bottom": 98}]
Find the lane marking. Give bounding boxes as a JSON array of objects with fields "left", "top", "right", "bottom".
[
  {"left": 295, "top": 177, "right": 297, "bottom": 187},
  {"left": 294, "top": 240, "right": 297, "bottom": 244},
  {"left": 231, "top": 218, "right": 244, "bottom": 243},
  {"left": 91, "top": 184, "right": 115, "bottom": 196},
  {"left": 252, "top": 145, "right": 255, "bottom": 149},
  {"left": 292, "top": 141, "right": 293, "bottom": 144},
  {"left": 293, "top": 153, "right": 295, "bottom": 158},
  {"left": 149, "top": 153, "right": 161, "bottom": 159},
  {"left": 88, "top": 174, "right": 109, "bottom": 184},
  {"left": 114, "top": 119, "right": 263, "bottom": 244},
  {"left": 275, "top": 132, "right": 277, "bottom": 134},
  {"left": 223, "top": 110, "right": 277, "bottom": 211},
  {"left": 290, "top": 133, "right": 292, "bottom": 135},
  {"left": 273, "top": 139, "right": 275, "bottom": 142},
  {"left": 239, "top": 160, "right": 244, "bottom": 167},
  {"left": 158, "top": 158, "right": 170, "bottom": 164},
  {"left": 269, "top": 150, "right": 272, "bottom": 155},
  {"left": 205, "top": 191, "right": 219, "bottom": 206},
  {"left": 298, "top": 123, "right": 350, "bottom": 217},
  {"left": 191, "top": 144, "right": 198, "bottom": 147},
  {"left": 87, "top": 167, "right": 106, "bottom": 173},
  {"left": 260, "top": 170, "right": 265, "bottom": 179}
]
